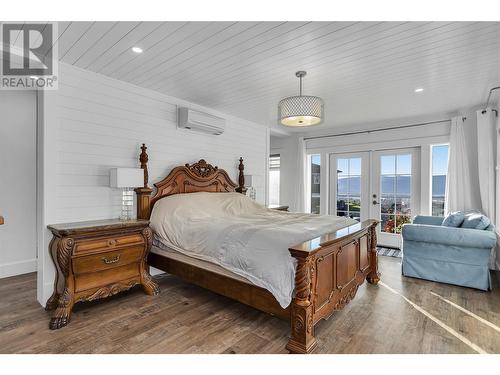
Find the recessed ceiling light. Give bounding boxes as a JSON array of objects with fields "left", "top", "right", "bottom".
[
  {"left": 132, "top": 47, "right": 143, "bottom": 54},
  {"left": 414, "top": 88, "right": 424, "bottom": 93}
]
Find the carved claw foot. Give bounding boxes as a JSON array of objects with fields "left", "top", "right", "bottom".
[
  {"left": 142, "top": 277, "right": 160, "bottom": 296},
  {"left": 45, "top": 293, "right": 60, "bottom": 311},
  {"left": 366, "top": 272, "right": 381, "bottom": 285},
  {"left": 49, "top": 307, "right": 72, "bottom": 330}
]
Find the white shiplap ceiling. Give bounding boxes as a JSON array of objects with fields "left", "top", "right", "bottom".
[{"left": 7, "top": 21, "right": 500, "bottom": 132}]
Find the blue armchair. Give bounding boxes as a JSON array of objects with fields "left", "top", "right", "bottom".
[{"left": 401, "top": 215, "right": 496, "bottom": 290}]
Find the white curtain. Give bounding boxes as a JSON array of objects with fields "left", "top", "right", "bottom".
[
  {"left": 446, "top": 116, "right": 476, "bottom": 212},
  {"left": 476, "top": 108, "right": 499, "bottom": 270},
  {"left": 477, "top": 109, "right": 496, "bottom": 218},
  {"left": 293, "top": 137, "right": 307, "bottom": 212}
]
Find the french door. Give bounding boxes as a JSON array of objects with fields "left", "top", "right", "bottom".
[
  {"left": 329, "top": 152, "right": 370, "bottom": 223},
  {"left": 329, "top": 148, "right": 420, "bottom": 248},
  {"left": 371, "top": 148, "right": 420, "bottom": 248}
]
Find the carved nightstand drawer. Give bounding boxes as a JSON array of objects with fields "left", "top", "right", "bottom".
[
  {"left": 72, "top": 246, "right": 144, "bottom": 275},
  {"left": 74, "top": 234, "right": 144, "bottom": 255},
  {"left": 75, "top": 263, "right": 141, "bottom": 293},
  {"left": 46, "top": 219, "right": 159, "bottom": 330}
]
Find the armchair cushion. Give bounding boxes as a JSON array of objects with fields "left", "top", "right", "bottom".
[
  {"left": 412, "top": 215, "right": 444, "bottom": 226},
  {"left": 461, "top": 212, "right": 490, "bottom": 230},
  {"left": 402, "top": 223, "right": 497, "bottom": 249},
  {"left": 442, "top": 211, "right": 465, "bottom": 227}
]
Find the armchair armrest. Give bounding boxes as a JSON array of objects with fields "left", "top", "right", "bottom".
[
  {"left": 402, "top": 224, "right": 497, "bottom": 249},
  {"left": 412, "top": 215, "right": 444, "bottom": 226}
]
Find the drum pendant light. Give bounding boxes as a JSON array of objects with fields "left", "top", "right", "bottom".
[{"left": 278, "top": 71, "right": 324, "bottom": 127}]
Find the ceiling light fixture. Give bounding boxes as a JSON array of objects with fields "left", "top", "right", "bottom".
[
  {"left": 279, "top": 71, "right": 324, "bottom": 127},
  {"left": 414, "top": 88, "right": 424, "bottom": 93},
  {"left": 132, "top": 46, "right": 143, "bottom": 54}
]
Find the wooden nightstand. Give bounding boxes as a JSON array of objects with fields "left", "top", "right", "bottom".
[{"left": 46, "top": 219, "right": 159, "bottom": 329}]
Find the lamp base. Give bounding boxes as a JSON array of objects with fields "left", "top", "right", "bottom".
[{"left": 120, "top": 188, "right": 134, "bottom": 221}]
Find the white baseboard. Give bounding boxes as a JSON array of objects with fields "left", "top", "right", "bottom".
[
  {"left": 0, "top": 258, "right": 37, "bottom": 279},
  {"left": 39, "top": 281, "right": 54, "bottom": 307}
]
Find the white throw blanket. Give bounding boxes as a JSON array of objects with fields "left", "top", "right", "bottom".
[{"left": 150, "top": 192, "right": 356, "bottom": 308}]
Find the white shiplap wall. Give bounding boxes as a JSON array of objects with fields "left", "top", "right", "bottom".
[
  {"left": 56, "top": 63, "right": 268, "bottom": 221},
  {"left": 38, "top": 63, "right": 269, "bottom": 304}
]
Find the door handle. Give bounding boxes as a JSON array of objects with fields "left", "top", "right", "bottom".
[{"left": 372, "top": 200, "right": 380, "bottom": 205}]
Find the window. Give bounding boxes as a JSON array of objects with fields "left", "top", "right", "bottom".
[
  {"left": 268, "top": 154, "right": 280, "bottom": 205},
  {"left": 336, "top": 157, "right": 361, "bottom": 221},
  {"left": 380, "top": 154, "right": 412, "bottom": 233},
  {"left": 431, "top": 144, "right": 449, "bottom": 216},
  {"left": 310, "top": 155, "right": 321, "bottom": 214}
]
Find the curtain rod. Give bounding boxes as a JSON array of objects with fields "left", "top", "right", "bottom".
[
  {"left": 304, "top": 118, "right": 456, "bottom": 141},
  {"left": 481, "top": 86, "right": 500, "bottom": 115}
]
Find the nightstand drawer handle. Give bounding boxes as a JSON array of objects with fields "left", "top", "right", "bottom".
[
  {"left": 108, "top": 239, "right": 117, "bottom": 246},
  {"left": 102, "top": 254, "right": 121, "bottom": 264}
]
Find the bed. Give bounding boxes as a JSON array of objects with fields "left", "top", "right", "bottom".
[{"left": 134, "top": 144, "right": 380, "bottom": 353}]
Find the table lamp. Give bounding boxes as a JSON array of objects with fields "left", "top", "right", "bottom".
[{"left": 110, "top": 168, "right": 144, "bottom": 221}]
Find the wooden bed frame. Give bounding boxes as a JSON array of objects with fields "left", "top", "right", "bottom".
[{"left": 134, "top": 144, "right": 380, "bottom": 354}]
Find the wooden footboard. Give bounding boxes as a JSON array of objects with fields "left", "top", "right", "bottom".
[{"left": 286, "top": 219, "right": 379, "bottom": 353}]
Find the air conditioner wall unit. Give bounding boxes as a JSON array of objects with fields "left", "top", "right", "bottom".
[{"left": 177, "top": 107, "right": 226, "bottom": 135}]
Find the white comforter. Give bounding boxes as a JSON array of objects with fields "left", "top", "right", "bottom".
[{"left": 150, "top": 192, "right": 356, "bottom": 308}]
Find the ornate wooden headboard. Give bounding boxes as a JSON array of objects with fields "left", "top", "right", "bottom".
[{"left": 134, "top": 144, "right": 246, "bottom": 219}]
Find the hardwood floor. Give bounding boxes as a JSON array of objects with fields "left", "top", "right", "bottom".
[{"left": 1, "top": 257, "right": 499, "bottom": 354}]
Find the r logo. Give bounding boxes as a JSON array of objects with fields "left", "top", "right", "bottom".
[{"left": 2, "top": 23, "right": 54, "bottom": 76}]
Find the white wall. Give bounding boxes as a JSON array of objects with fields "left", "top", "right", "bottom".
[
  {"left": 270, "top": 135, "right": 300, "bottom": 211},
  {"left": 0, "top": 91, "right": 37, "bottom": 278},
  {"left": 37, "top": 63, "right": 269, "bottom": 305}
]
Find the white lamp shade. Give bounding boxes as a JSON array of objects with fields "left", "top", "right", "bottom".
[{"left": 110, "top": 168, "right": 144, "bottom": 188}]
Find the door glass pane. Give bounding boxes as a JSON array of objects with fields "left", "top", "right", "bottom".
[
  {"left": 337, "top": 159, "right": 348, "bottom": 176},
  {"left": 336, "top": 157, "right": 362, "bottom": 222},
  {"left": 381, "top": 176, "right": 395, "bottom": 194},
  {"left": 397, "top": 154, "right": 411, "bottom": 174},
  {"left": 349, "top": 176, "right": 361, "bottom": 194},
  {"left": 381, "top": 155, "right": 395, "bottom": 175},
  {"left": 349, "top": 158, "right": 361, "bottom": 175},
  {"left": 381, "top": 214, "right": 395, "bottom": 234},
  {"left": 310, "top": 155, "right": 321, "bottom": 214},
  {"left": 380, "top": 153, "right": 412, "bottom": 233},
  {"left": 381, "top": 195, "right": 395, "bottom": 214}
]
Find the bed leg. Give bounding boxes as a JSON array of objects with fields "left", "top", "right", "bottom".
[
  {"left": 286, "top": 254, "right": 317, "bottom": 354},
  {"left": 366, "top": 224, "right": 380, "bottom": 285},
  {"left": 140, "top": 227, "right": 160, "bottom": 295},
  {"left": 287, "top": 303, "right": 317, "bottom": 354}
]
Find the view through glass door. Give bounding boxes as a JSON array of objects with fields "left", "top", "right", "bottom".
[
  {"left": 329, "top": 148, "right": 420, "bottom": 249},
  {"left": 329, "top": 152, "right": 370, "bottom": 223},
  {"left": 371, "top": 148, "right": 420, "bottom": 248}
]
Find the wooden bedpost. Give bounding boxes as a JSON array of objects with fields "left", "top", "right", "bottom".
[
  {"left": 235, "top": 157, "right": 247, "bottom": 194},
  {"left": 366, "top": 224, "right": 381, "bottom": 284},
  {"left": 135, "top": 143, "right": 153, "bottom": 220},
  {"left": 286, "top": 250, "right": 317, "bottom": 354}
]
